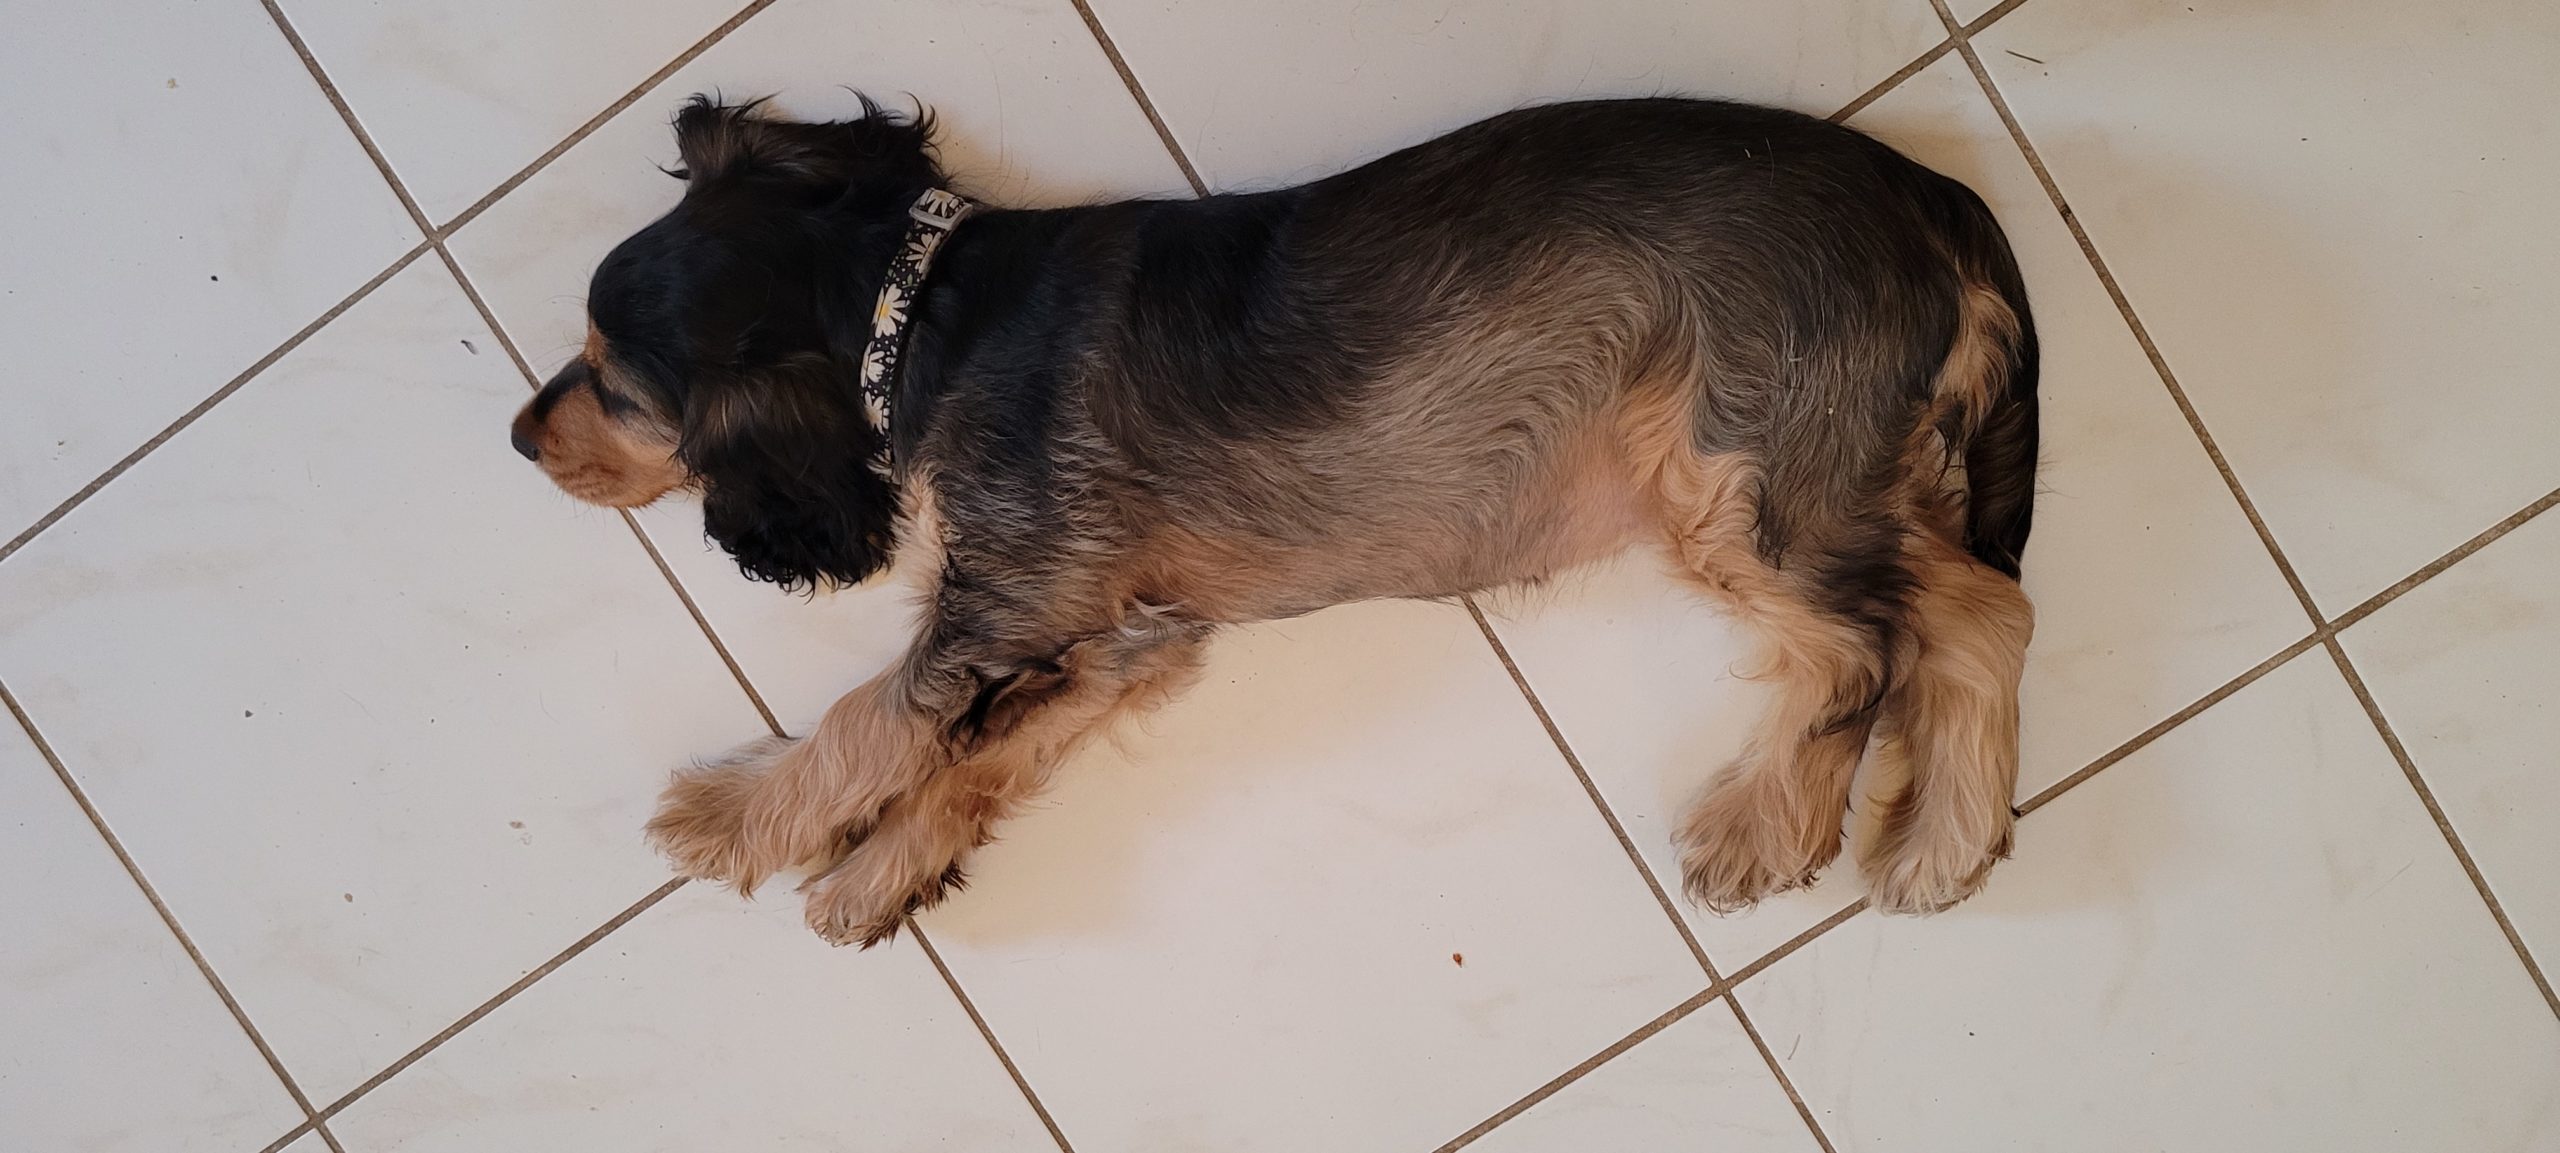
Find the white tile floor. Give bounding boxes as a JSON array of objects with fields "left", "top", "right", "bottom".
[{"left": 3, "top": 1, "right": 2556, "bottom": 1150}]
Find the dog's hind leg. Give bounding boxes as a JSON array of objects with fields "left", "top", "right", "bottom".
[
  {"left": 1861, "top": 531, "right": 2032, "bottom": 912},
  {"left": 797, "top": 626, "right": 1211, "bottom": 946},
  {"left": 1659, "top": 451, "right": 1902, "bottom": 913}
]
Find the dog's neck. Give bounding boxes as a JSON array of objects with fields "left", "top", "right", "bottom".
[{"left": 857, "top": 188, "right": 975, "bottom": 457}]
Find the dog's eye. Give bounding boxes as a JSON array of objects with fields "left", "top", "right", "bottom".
[{"left": 592, "top": 383, "right": 643, "bottom": 418}]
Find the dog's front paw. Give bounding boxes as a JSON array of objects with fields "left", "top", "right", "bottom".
[
  {"left": 646, "top": 735, "right": 799, "bottom": 891},
  {"left": 1862, "top": 810, "right": 2011, "bottom": 915},
  {"left": 796, "top": 796, "right": 978, "bottom": 948},
  {"left": 800, "top": 851, "right": 969, "bottom": 949},
  {"left": 1675, "top": 767, "right": 1841, "bottom": 914}
]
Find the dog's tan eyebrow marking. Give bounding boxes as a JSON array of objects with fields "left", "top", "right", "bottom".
[{"left": 582, "top": 325, "right": 609, "bottom": 371}]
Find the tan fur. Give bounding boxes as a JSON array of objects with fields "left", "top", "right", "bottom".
[
  {"left": 1863, "top": 532, "right": 2033, "bottom": 913},
  {"left": 1930, "top": 282, "right": 2019, "bottom": 443},
  {"left": 519, "top": 357, "right": 687, "bottom": 508},
  {"left": 798, "top": 632, "right": 1208, "bottom": 944},
  {"left": 1656, "top": 447, "right": 1891, "bottom": 911},
  {"left": 646, "top": 668, "right": 942, "bottom": 894}
]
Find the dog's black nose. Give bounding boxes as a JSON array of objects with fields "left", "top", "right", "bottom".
[{"left": 510, "top": 425, "right": 540, "bottom": 462}]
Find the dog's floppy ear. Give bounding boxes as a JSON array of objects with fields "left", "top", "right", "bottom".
[
  {"left": 680, "top": 357, "right": 898, "bottom": 592},
  {"left": 667, "top": 94, "right": 937, "bottom": 193}
]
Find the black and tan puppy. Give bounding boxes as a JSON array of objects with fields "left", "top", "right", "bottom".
[{"left": 510, "top": 95, "right": 2039, "bottom": 946}]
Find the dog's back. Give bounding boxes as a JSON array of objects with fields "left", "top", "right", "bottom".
[{"left": 983, "top": 99, "right": 2036, "bottom": 619}]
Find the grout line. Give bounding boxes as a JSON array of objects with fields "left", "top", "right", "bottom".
[
  {"left": 1940, "top": 0, "right": 2558, "bottom": 1024},
  {"left": 1430, "top": 986, "right": 1721, "bottom": 1152},
  {"left": 437, "top": 0, "right": 784, "bottom": 239},
  {"left": 0, "top": 243, "right": 430, "bottom": 566},
  {"left": 2320, "top": 637, "right": 2560, "bottom": 1018},
  {"left": 2327, "top": 486, "right": 2560, "bottom": 635},
  {"left": 2015, "top": 633, "right": 2319, "bottom": 816},
  {"left": 1460, "top": 597, "right": 1835, "bottom": 1152},
  {"left": 911, "top": 924, "right": 1081, "bottom": 1153},
  {"left": 1443, "top": 522, "right": 2539, "bottom": 1117},
  {"left": 255, "top": 1120, "right": 315, "bottom": 1153},
  {"left": 270, "top": 0, "right": 1084, "bottom": 1131},
  {"left": 1462, "top": 597, "right": 1720, "bottom": 977},
  {"left": 440, "top": 246, "right": 545, "bottom": 386},
  {"left": 2, "top": 682, "right": 342, "bottom": 1146},
  {"left": 1724, "top": 897, "right": 1873, "bottom": 990},
  {"left": 428, "top": 218, "right": 793, "bottom": 746},
  {"left": 263, "top": 0, "right": 545, "bottom": 395},
  {"left": 1827, "top": 0, "right": 2037, "bottom": 125},
  {"left": 0, "top": 0, "right": 780, "bottom": 574},
  {"left": 430, "top": 192, "right": 791, "bottom": 746},
  {"left": 1961, "top": 0, "right": 2037, "bottom": 36},
  {"left": 1829, "top": 38, "right": 1955, "bottom": 123},
  {"left": 1719, "top": 992, "right": 1841, "bottom": 1153},
  {"left": 259, "top": 0, "right": 435, "bottom": 237},
  {"left": 1064, "top": 0, "right": 1209, "bottom": 196},
  {"left": 313, "top": 878, "right": 689, "bottom": 1123},
  {"left": 1937, "top": 3, "right": 2327, "bottom": 626},
  {"left": 619, "top": 511, "right": 788, "bottom": 738}
]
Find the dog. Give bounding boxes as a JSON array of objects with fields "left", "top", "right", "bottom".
[{"left": 509, "top": 94, "right": 2038, "bottom": 947}]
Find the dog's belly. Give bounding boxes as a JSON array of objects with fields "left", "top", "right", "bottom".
[{"left": 1126, "top": 422, "right": 1655, "bottom": 621}]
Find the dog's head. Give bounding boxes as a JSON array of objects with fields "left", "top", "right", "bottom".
[{"left": 508, "top": 95, "right": 942, "bottom": 591}]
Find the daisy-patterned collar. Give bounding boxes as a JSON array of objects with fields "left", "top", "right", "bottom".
[{"left": 858, "top": 187, "right": 976, "bottom": 455}]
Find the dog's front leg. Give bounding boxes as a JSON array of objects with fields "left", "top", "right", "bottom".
[
  {"left": 646, "top": 659, "right": 945, "bottom": 894},
  {"left": 799, "top": 627, "right": 1209, "bottom": 947}
]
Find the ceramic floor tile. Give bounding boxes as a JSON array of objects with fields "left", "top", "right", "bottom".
[
  {"left": 1738, "top": 650, "right": 2560, "bottom": 1152},
  {"left": 273, "top": 0, "right": 747, "bottom": 224},
  {"left": 1481, "top": 54, "right": 2305, "bottom": 968},
  {"left": 2342, "top": 506, "right": 2560, "bottom": 968},
  {"left": 1086, "top": 0, "right": 1945, "bottom": 189},
  {"left": 0, "top": 1, "right": 419, "bottom": 541},
  {"left": 1477, "top": 563, "right": 1855, "bottom": 970},
  {"left": 0, "top": 260, "right": 761, "bottom": 1102},
  {"left": 882, "top": 600, "right": 1703, "bottom": 1153},
  {"left": 326, "top": 883, "right": 1056, "bottom": 1152},
  {"left": 1976, "top": 0, "right": 2560, "bottom": 612},
  {"left": 0, "top": 720, "right": 307, "bottom": 1152},
  {"left": 1462, "top": 1002, "right": 1820, "bottom": 1153},
  {"left": 446, "top": 0, "right": 1192, "bottom": 375},
  {"left": 628, "top": 500, "right": 919, "bottom": 731},
  {"left": 1943, "top": 0, "right": 1999, "bottom": 24},
  {"left": 1850, "top": 59, "right": 2313, "bottom": 801}
]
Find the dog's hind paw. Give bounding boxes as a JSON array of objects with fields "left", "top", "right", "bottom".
[
  {"left": 1674, "top": 765, "right": 1842, "bottom": 914},
  {"left": 1862, "top": 812, "right": 2010, "bottom": 915}
]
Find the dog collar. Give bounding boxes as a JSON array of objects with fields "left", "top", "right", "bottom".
[{"left": 859, "top": 187, "right": 976, "bottom": 451}]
